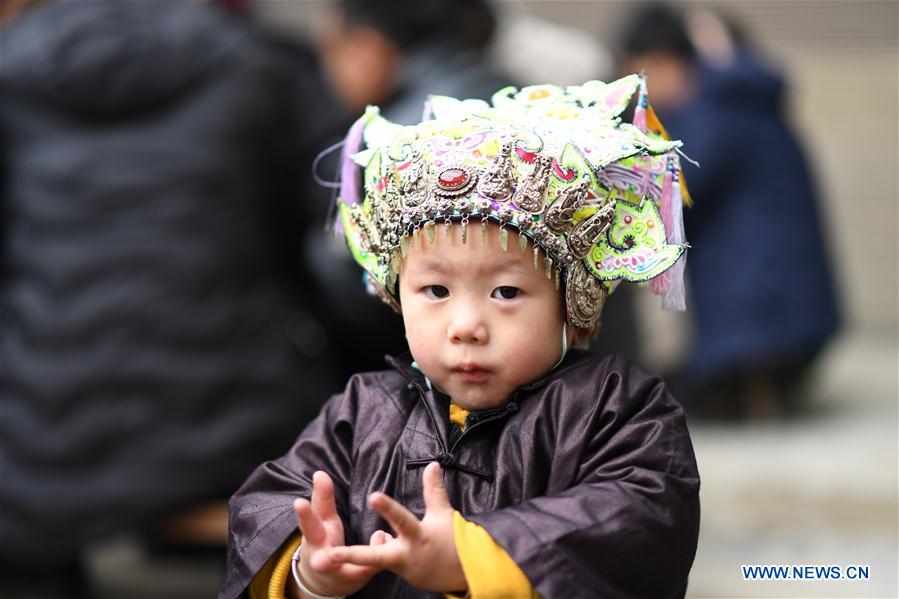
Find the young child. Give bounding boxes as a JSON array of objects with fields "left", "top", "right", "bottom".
[{"left": 219, "top": 76, "right": 700, "bottom": 599}]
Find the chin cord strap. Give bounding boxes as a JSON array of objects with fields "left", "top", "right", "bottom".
[
  {"left": 410, "top": 361, "right": 433, "bottom": 390},
  {"left": 551, "top": 327, "right": 568, "bottom": 371}
]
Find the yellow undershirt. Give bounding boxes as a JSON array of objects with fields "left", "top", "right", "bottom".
[
  {"left": 249, "top": 404, "right": 539, "bottom": 599},
  {"left": 449, "top": 403, "right": 470, "bottom": 430}
]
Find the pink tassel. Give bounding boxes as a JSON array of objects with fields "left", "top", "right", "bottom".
[
  {"left": 662, "top": 160, "right": 687, "bottom": 311},
  {"left": 650, "top": 159, "right": 674, "bottom": 296},
  {"left": 649, "top": 269, "right": 671, "bottom": 297},
  {"left": 339, "top": 116, "right": 366, "bottom": 206},
  {"left": 331, "top": 115, "right": 367, "bottom": 235}
]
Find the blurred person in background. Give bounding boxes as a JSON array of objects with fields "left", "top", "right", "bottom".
[
  {"left": 0, "top": 1, "right": 337, "bottom": 596},
  {"left": 317, "top": 0, "right": 508, "bottom": 125},
  {"left": 617, "top": 3, "right": 840, "bottom": 420},
  {"left": 306, "top": 0, "right": 515, "bottom": 382}
]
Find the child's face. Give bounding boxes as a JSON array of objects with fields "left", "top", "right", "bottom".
[{"left": 398, "top": 223, "right": 568, "bottom": 410}]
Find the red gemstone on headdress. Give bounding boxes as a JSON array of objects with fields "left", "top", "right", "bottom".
[{"left": 437, "top": 168, "right": 469, "bottom": 189}]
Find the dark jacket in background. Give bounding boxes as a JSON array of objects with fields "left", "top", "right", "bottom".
[
  {"left": 667, "top": 51, "right": 840, "bottom": 383},
  {"left": 220, "top": 350, "right": 700, "bottom": 599},
  {"left": 0, "top": 0, "right": 336, "bottom": 561}
]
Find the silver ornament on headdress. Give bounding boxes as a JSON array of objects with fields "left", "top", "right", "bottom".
[
  {"left": 432, "top": 165, "right": 478, "bottom": 200},
  {"left": 566, "top": 260, "right": 608, "bottom": 328},
  {"left": 398, "top": 146, "right": 429, "bottom": 208},
  {"left": 476, "top": 141, "right": 516, "bottom": 200},
  {"left": 512, "top": 155, "right": 553, "bottom": 214},
  {"left": 568, "top": 200, "right": 616, "bottom": 258},
  {"left": 545, "top": 177, "right": 591, "bottom": 234}
]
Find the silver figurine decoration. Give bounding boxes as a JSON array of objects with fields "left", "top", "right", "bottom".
[
  {"left": 476, "top": 141, "right": 516, "bottom": 200},
  {"left": 544, "top": 177, "right": 591, "bottom": 233},
  {"left": 565, "top": 260, "right": 607, "bottom": 328},
  {"left": 512, "top": 155, "right": 552, "bottom": 214},
  {"left": 398, "top": 146, "right": 429, "bottom": 207},
  {"left": 567, "top": 201, "right": 615, "bottom": 257}
]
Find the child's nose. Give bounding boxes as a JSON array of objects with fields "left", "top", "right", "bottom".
[{"left": 447, "top": 305, "right": 488, "bottom": 345}]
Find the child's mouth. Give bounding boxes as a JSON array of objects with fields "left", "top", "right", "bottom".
[{"left": 453, "top": 364, "right": 490, "bottom": 383}]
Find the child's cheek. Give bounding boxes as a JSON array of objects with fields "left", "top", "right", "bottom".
[{"left": 404, "top": 321, "right": 430, "bottom": 360}]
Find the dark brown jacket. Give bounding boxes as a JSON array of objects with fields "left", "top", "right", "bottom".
[{"left": 219, "top": 350, "right": 700, "bottom": 598}]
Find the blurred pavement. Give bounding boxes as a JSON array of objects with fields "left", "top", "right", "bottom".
[{"left": 688, "top": 330, "right": 898, "bottom": 598}]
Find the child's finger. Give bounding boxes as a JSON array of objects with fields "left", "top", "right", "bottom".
[
  {"left": 328, "top": 543, "right": 403, "bottom": 569},
  {"left": 311, "top": 471, "right": 338, "bottom": 521},
  {"left": 368, "top": 492, "right": 421, "bottom": 540},
  {"left": 422, "top": 462, "right": 451, "bottom": 511},
  {"left": 337, "top": 561, "right": 381, "bottom": 581},
  {"left": 369, "top": 530, "right": 389, "bottom": 545},
  {"left": 293, "top": 498, "right": 327, "bottom": 546}
]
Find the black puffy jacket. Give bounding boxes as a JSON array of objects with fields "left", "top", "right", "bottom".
[{"left": 0, "top": 0, "right": 336, "bottom": 560}]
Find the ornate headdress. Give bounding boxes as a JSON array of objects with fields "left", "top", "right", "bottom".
[{"left": 335, "top": 75, "right": 690, "bottom": 329}]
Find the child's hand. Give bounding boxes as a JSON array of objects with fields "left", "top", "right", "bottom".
[
  {"left": 325, "top": 462, "right": 467, "bottom": 593},
  {"left": 291, "top": 471, "right": 386, "bottom": 598}
]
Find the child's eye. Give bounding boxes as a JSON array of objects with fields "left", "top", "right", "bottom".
[
  {"left": 492, "top": 286, "right": 521, "bottom": 300},
  {"left": 424, "top": 285, "right": 449, "bottom": 299}
]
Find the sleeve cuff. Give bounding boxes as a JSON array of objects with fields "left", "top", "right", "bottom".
[
  {"left": 249, "top": 532, "right": 301, "bottom": 599},
  {"left": 452, "top": 511, "right": 539, "bottom": 599}
]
